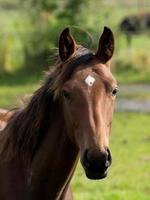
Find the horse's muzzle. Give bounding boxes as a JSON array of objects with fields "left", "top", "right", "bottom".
[{"left": 81, "top": 148, "right": 112, "bottom": 180}]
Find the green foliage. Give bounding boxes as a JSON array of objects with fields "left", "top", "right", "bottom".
[{"left": 0, "top": 0, "right": 149, "bottom": 83}]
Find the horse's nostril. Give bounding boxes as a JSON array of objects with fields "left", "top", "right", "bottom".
[
  {"left": 106, "top": 148, "right": 112, "bottom": 165},
  {"left": 83, "top": 150, "right": 90, "bottom": 168}
]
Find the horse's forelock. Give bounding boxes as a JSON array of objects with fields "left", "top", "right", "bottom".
[{"left": 50, "top": 47, "right": 93, "bottom": 99}]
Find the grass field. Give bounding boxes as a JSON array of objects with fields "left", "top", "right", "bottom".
[{"left": 0, "top": 72, "right": 41, "bottom": 108}]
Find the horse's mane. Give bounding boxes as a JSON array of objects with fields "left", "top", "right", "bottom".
[{"left": 0, "top": 46, "right": 93, "bottom": 163}]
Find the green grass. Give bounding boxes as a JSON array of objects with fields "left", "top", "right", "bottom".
[
  {"left": 118, "top": 91, "right": 150, "bottom": 100},
  {"left": 72, "top": 112, "right": 150, "bottom": 200},
  {"left": 112, "top": 34, "right": 150, "bottom": 84},
  {"left": 114, "top": 70, "right": 150, "bottom": 84},
  {"left": 0, "top": 72, "right": 41, "bottom": 108}
]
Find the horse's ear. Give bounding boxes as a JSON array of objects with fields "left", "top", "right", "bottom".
[
  {"left": 96, "top": 26, "right": 114, "bottom": 63},
  {"left": 59, "top": 28, "right": 76, "bottom": 61}
]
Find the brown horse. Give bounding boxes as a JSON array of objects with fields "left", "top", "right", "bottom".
[{"left": 0, "top": 26, "right": 117, "bottom": 200}]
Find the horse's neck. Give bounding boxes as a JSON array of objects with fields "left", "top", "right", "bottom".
[
  {"left": 0, "top": 99, "right": 79, "bottom": 199},
  {"left": 30, "top": 105, "right": 79, "bottom": 199}
]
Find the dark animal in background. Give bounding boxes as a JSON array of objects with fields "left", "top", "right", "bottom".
[
  {"left": 120, "top": 13, "right": 150, "bottom": 46},
  {"left": 0, "top": 26, "right": 117, "bottom": 200}
]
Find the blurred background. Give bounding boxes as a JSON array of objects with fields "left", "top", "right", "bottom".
[{"left": 0, "top": 0, "right": 149, "bottom": 199}]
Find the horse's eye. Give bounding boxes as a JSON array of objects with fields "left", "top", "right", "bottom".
[
  {"left": 62, "top": 90, "right": 71, "bottom": 99},
  {"left": 112, "top": 88, "right": 118, "bottom": 96}
]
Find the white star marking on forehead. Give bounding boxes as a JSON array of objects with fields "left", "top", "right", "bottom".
[{"left": 84, "top": 75, "right": 95, "bottom": 87}]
